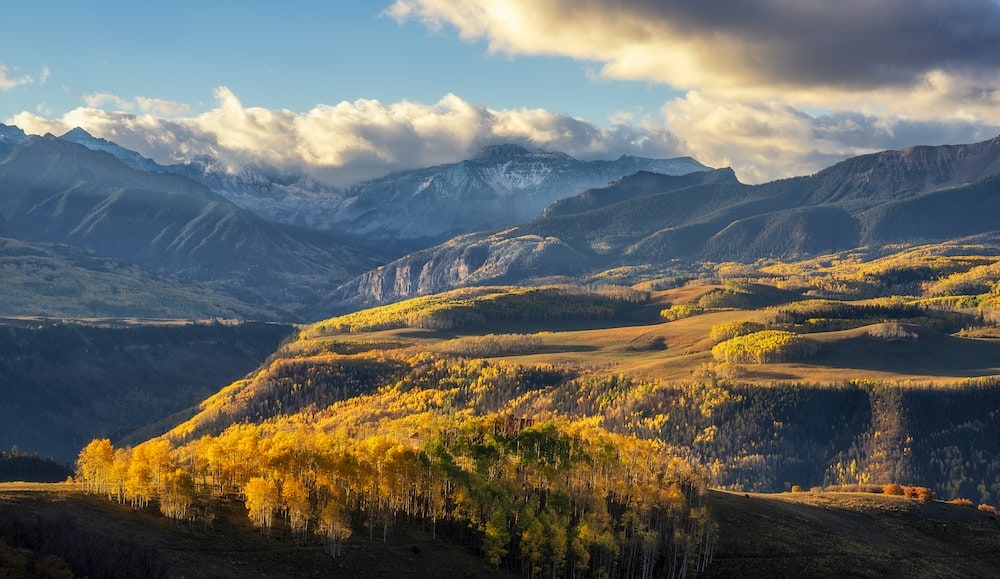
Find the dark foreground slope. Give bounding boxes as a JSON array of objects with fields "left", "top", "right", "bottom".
[
  {"left": 0, "top": 483, "right": 508, "bottom": 579},
  {"left": 705, "top": 491, "right": 1000, "bottom": 578},
  {"left": 3, "top": 484, "right": 997, "bottom": 579},
  {"left": 0, "top": 320, "right": 294, "bottom": 463}
]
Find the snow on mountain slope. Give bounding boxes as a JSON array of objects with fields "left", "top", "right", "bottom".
[
  {"left": 56, "top": 128, "right": 710, "bottom": 247},
  {"left": 334, "top": 145, "right": 712, "bottom": 246}
]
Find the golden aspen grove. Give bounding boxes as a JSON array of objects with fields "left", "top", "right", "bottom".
[{"left": 72, "top": 255, "right": 1000, "bottom": 576}]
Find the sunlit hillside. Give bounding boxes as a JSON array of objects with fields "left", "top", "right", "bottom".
[{"left": 64, "top": 242, "right": 1000, "bottom": 576}]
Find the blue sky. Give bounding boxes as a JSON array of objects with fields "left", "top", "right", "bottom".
[
  {"left": 4, "top": 1, "right": 1000, "bottom": 186},
  {"left": 1, "top": 3, "right": 671, "bottom": 121}
]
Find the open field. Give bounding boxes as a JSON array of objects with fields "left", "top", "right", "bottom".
[{"left": 327, "top": 301, "right": 1000, "bottom": 385}]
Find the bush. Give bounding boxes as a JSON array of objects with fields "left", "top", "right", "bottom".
[
  {"left": 882, "top": 483, "right": 905, "bottom": 496},
  {"left": 948, "top": 498, "right": 974, "bottom": 507},
  {"left": 903, "top": 486, "right": 934, "bottom": 502},
  {"left": 790, "top": 485, "right": 803, "bottom": 493},
  {"left": 979, "top": 503, "right": 1000, "bottom": 517}
]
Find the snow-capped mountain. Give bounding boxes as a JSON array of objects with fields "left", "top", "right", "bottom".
[
  {"left": 58, "top": 128, "right": 350, "bottom": 230},
  {"left": 333, "top": 144, "right": 711, "bottom": 246},
  {"left": 58, "top": 128, "right": 710, "bottom": 248}
]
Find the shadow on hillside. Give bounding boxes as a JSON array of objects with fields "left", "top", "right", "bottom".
[{"left": 807, "top": 331, "right": 1000, "bottom": 377}]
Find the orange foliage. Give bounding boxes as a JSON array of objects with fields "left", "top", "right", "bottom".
[{"left": 882, "top": 483, "right": 905, "bottom": 496}]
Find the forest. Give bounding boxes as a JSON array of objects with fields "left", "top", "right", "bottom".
[{"left": 67, "top": 240, "right": 1000, "bottom": 576}]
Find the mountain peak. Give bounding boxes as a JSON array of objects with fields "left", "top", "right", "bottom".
[
  {"left": 472, "top": 143, "right": 532, "bottom": 161},
  {"left": 62, "top": 127, "right": 96, "bottom": 140},
  {"left": 0, "top": 123, "right": 29, "bottom": 145}
]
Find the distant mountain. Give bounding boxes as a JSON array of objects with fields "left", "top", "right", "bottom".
[
  {"left": 0, "top": 129, "right": 379, "bottom": 318},
  {"left": 60, "top": 128, "right": 711, "bottom": 249},
  {"left": 58, "top": 127, "right": 350, "bottom": 232},
  {"left": 331, "top": 144, "right": 711, "bottom": 247},
  {"left": 329, "top": 136, "right": 1000, "bottom": 311}
]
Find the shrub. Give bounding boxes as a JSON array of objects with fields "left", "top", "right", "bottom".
[
  {"left": 882, "top": 483, "right": 905, "bottom": 496},
  {"left": 979, "top": 503, "right": 1000, "bottom": 517},
  {"left": 948, "top": 498, "right": 974, "bottom": 507},
  {"left": 790, "top": 485, "right": 803, "bottom": 493},
  {"left": 903, "top": 486, "right": 934, "bottom": 502}
]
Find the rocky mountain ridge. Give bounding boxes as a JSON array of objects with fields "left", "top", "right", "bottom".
[
  {"left": 58, "top": 127, "right": 711, "bottom": 247},
  {"left": 328, "top": 135, "right": 1000, "bottom": 312}
]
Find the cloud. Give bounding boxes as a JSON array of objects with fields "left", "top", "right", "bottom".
[
  {"left": 380, "top": 0, "right": 1000, "bottom": 182},
  {"left": 0, "top": 64, "right": 36, "bottom": 91},
  {"left": 385, "top": 0, "right": 1000, "bottom": 89},
  {"left": 662, "top": 92, "right": 1000, "bottom": 183},
  {"left": 7, "top": 88, "right": 686, "bottom": 187},
  {"left": 10, "top": 86, "right": 1000, "bottom": 187},
  {"left": 135, "top": 97, "right": 192, "bottom": 116},
  {"left": 386, "top": 0, "right": 1000, "bottom": 118},
  {"left": 83, "top": 93, "right": 135, "bottom": 110}
]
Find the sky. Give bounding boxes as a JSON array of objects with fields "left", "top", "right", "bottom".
[{"left": 3, "top": 1, "right": 1000, "bottom": 187}]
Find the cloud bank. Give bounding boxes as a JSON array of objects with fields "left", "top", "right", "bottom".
[
  {"left": 9, "top": 88, "right": 684, "bottom": 187},
  {"left": 381, "top": 0, "right": 1000, "bottom": 181},
  {"left": 386, "top": 0, "right": 1000, "bottom": 107},
  {"left": 8, "top": 1, "right": 1000, "bottom": 185}
]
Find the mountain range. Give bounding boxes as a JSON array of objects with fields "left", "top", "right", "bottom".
[
  {"left": 59, "top": 128, "right": 710, "bottom": 247},
  {"left": 1, "top": 123, "right": 711, "bottom": 319},
  {"left": 330, "top": 136, "right": 1000, "bottom": 311},
  {"left": 5, "top": 122, "right": 1000, "bottom": 319}
]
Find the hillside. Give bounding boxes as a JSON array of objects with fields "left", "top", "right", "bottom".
[
  {"left": 4, "top": 484, "right": 996, "bottom": 578},
  {"left": 0, "top": 483, "right": 506, "bottom": 578},
  {"left": 706, "top": 490, "right": 1000, "bottom": 578},
  {"left": 54, "top": 245, "right": 1000, "bottom": 575},
  {"left": 0, "top": 238, "right": 282, "bottom": 320},
  {"left": 329, "top": 136, "right": 1000, "bottom": 311},
  {"left": 0, "top": 131, "right": 379, "bottom": 318},
  {"left": 0, "top": 320, "right": 294, "bottom": 463}
]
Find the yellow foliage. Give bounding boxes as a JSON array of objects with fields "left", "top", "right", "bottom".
[{"left": 711, "top": 330, "right": 819, "bottom": 364}]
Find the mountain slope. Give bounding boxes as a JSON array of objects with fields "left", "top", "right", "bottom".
[
  {"left": 0, "top": 320, "right": 294, "bottom": 463},
  {"left": 0, "top": 133, "right": 378, "bottom": 317},
  {"left": 331, "top": 136, "right": 1000, "bottom": 311},
  {"left": 59, "top": 127, "right": 711, "bottom": 250},
  {"left": 333, "top": 144, "right": 711, "bottom": 246}
]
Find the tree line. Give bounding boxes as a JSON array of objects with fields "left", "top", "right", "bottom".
[{"left": 78, "top": 415, "right": 716, "bottom": 578}]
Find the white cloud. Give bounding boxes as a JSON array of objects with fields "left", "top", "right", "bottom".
[
  {"left": 135, "top": 97, "right": 192, "bottom": 116},
  {"left": 7, "top": 88, "right": 685, "bottom": 187},
  {"left": 382, "top": 0, "right": 1000, "bottom": 182},
  {"left": 9, "top": 86, "right": 1000, "bottom": 187},
  {"left": 82, "top": 93, "right": 135, "bottom": 111},
  {"left": 663, "top": 92, "right": 1000, "bottom": 183},
  {"left": 0, "top": 64, "right": 35, "bottom": 91}
]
